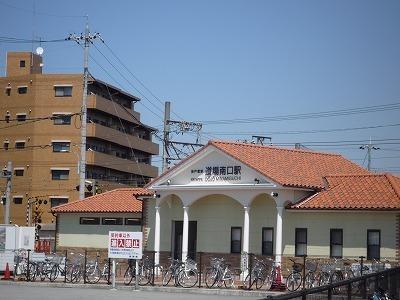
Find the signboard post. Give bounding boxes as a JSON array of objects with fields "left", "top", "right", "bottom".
[{"left": 108, "top": 231, "right": 142, "bottom": 290}]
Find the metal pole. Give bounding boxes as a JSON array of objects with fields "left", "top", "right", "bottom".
[
  {"left": 4, "top": 161, "right": 12, "bottom": 224},
  {"left": 84, "top": 249, "right": 87, "bottom": 284},
  {"left": 79, "top": 16, "right": 90, "bottom": 200},
  {"left": 302, "top": 255, "right": 306, "bottom": 290},
  {"left": 135, "top": 259, "right": 139, "bottom": 290},
  {"left": 64, "top": 250, "right": 67, "bottom": 283},
  {"left": 151, "top": 251, "right": 155, "bottom": 286},
  {"left": 198, "top": 251, "right": 202, "bottom": 288},
  {"left": 162, "top": 101, "right": 171, "bottom": 173},
  {"left": 107, "top": 258, "right": 111, "bottom": 285},
  {"left": 27, "top": 249, "right": 30, "bottom": 281},
  {"left": 112, "top": 259, "right": 116, "bottom": 289}
]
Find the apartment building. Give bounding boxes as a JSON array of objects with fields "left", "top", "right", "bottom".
[{"left": 0, "top": 52, "right": 159, "bottom": 226}]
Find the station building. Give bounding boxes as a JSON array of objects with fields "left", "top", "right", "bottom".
[{"left": 145, "top": 140, "right": 400, "bottom": 269}]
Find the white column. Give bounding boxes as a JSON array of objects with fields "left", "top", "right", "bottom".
[
  {"left": 243, "top": 206, "right": 251, "bottom": 254},
  {"left": 241, "top": 206, "right": 251, "bottom": 280},
  {"left": 181, "top": 206, "right": 189, "bottom": 261},
  {"left": 154, "top": 206, "right": 161, "bottom": 265},
  {"left": 275, "top": 206, "right": 284, "bottom": 265}
]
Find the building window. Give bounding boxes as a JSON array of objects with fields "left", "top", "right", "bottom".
[
  {"left": 52, "top": 142, "right": 70, "bottom": 152},
  {"left": 15, "top": 141, "right": 25, "bottom": 149},
  {"left": 50, "top": 197, "right": 68, "bottom": 208},
  {"left": 3, "top": 141, "right": 9, "bottom": 150},
  {"left": 330, "top": 229, "right": 343, "bottom": 258},
  {"left": 5, "top": 88, "right": 11, "bottom": 96},
  {"left": 51, "top": 169, "right": 69, "bottom": 180},
  {"left": 20, "top": 60, "right": 26, "bottom": 67},
  {"left": 13, "top": 197, "right": 23, "bottom": 204},
  {"left": 102, "top": 217, "right": 123, "bottom": 225},
  {"left": 295, "top": 228, "right": 307, "bottom": 257},
  {"left": 80, "top": 217, "right": 100, "bottom": 225},
  {"left": 18, "top": 86, "right": 27, "bottom": 94},
  {"left": 231, "top": 227, "right": 242, "bottom": 254},
  {"left": 54, "top": 86, "right": 72, "bottom": 97},
  {"left": 16, "top": 114, "right": 27, "bottom": 122},
  {"left": 367, "top": 230, "right": 381, "bottom": 260},
  {"left": 125, "top": 218, "right": 141, "bottom": 225},
  {"left": 53, "top": 114, "right": 72, "bottom": 125},
  {"left": 262, "top": 227, "right": 274, "bottom": 256},
  {"left": 14, "top": 169, "right": 24, "bottom": 176}
]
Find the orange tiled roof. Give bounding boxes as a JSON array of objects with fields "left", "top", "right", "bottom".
[
  {"left": 209, "top": 141, "right": 370, "bottom": 189},
  {"left": 290, "top": 174, "right": 400, "bottom": 210},
  {"left": 51, "top": 188, "right": 153, "bottom": 213}
]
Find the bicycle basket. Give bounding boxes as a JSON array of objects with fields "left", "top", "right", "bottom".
[
  {"left": 210, "top": 258, "right": 223, "bottom": 268},
  {"left": 305, "top": 261, "right": 318, "bottom": 272},
  {"left": 293, "top": 263, "right": 302, "bottom": 273},
  {"left": 371, "top": 262, "right": 385, "bottom": 272},
  {"left": 185, "top": 258, "right": 197, "bottom": 270},
  {"left": 320, "top": 263, "right": 333, "bottom": 273}
]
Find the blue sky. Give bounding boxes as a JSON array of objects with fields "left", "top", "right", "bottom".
[{"left": 1, "top": 0, "right": 399, "bottom": 174}]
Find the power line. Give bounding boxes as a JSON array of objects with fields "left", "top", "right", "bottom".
[
  {"left": 196, "top": 102, "right": 400, "bottom": 125},
  {"left": 200, "top": 123, "right": 400, "bottom": 136},
  {"left": 91, "top": 42, "right": 165, "bottom": 119},
  {"left": 80, "top": 44, "right": 163, "bottom": 121},
  {"left": 0, "top": 36, "right": 67, "bottom": 43},
  {"left": 101, "top": 41, "right": 186, "bottom": 121},
  {"left": 0, "top": 1, "right": 85, "bottom": 18}
]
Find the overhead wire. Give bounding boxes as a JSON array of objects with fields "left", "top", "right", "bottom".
[{"left": 196, "top": 102, "right": 400, "bottom": 125}]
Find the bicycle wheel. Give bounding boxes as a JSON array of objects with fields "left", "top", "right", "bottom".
[
  {"left": 138, "top": 267, "right": 152, "bottom": 286},
  {"left": 49, "top": 265, "right": 59, "bottom": 282},
  {"left": 162, "top": 269, "right": 173, "bottom": 286},
  {"left": 263, "top": 271, "right": 273, "bottom": 291},
  {"left": 305, "top": 272, "right": 317, "bottom": 288},
  {"left": 286, "top": 272, "right": 302, "bottom": 291},
  {"left": 318, "top": 271, "right": 330, "bottom": 286},
  {"left": 244, "top": 273, "right": 256, "bottom": 289},
  {"left": 123, "top": 266, "right": 134, "bottom": 286},
  {"left": 27, "top": 263, "right": 37, "bottom": 282},
  {"left": 178, "top": 269, "right": 198, "bottom": 288},
  {"left": 204, "top": 268, "right": 218, "bottom": 288},
  {"left": 70, "top": 265, "right": 82, "bottom": 283},
  {"left": 86, "top": 265, "right": 101, "bottom": 284},
  {"left": 330, "top": 271, "right": 344, "bottom": 294},
  {"left": 256, "top": 273, "right": 267, "bottom": 290},
  {"left": 223, "top": 269, "right": 234, "bottom": 288}
]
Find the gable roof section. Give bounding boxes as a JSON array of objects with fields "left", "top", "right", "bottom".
[
  {"left": 209, "top": 141, "right": 370, "bottom": 189},
  {"left": 51, "top": 188, "right": 153, "bottom": 214},
  {"left": 290, "top": 174, "right": 400, "bottom": 210}
]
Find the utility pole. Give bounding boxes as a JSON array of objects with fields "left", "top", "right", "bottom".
[
  {"left": 162, "top": 102, "right": 203, "bottom": 171},
  {"left": 67, "top": 17, "right": 102, "bottom": 199},
  {"left": 162, "top": 102, "right": 171, "bottom": 173},
  {"left": 360, "top": 138, "right": 380, "bottom": 171},
  {"left": 1, "top": 161, "right": 12, "bottom": 224}
]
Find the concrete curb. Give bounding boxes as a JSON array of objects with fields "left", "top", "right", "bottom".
[{"left": 0, "top": 280, "right": 284, "bottom": 298}]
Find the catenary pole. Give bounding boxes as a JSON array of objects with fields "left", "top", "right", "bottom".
[{"left": 162, "top": 101, "right": 171, "bottom": 173}]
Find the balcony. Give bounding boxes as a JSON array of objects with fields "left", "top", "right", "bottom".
[
  {"left": 86, "top": 150, "right": 158, "bottom": 178},
  {"left": 87, "top": 94, "right": 141, "bottom": 124},
  {"left": 86, "top": 123, "right": 159, "bottom": 155}
]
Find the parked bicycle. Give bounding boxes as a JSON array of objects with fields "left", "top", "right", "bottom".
[
  {"left": 177, "top": 258, "right": 198, "bottom": 288},
  {"left": 244, "top": 256, "right": 269, "bottom": 290},
  {"left": 162, "top": 257, "right": 183, "bottom": 286},
  {"left": 204, "top": 257, "right": 234, "bottom": 288}
]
